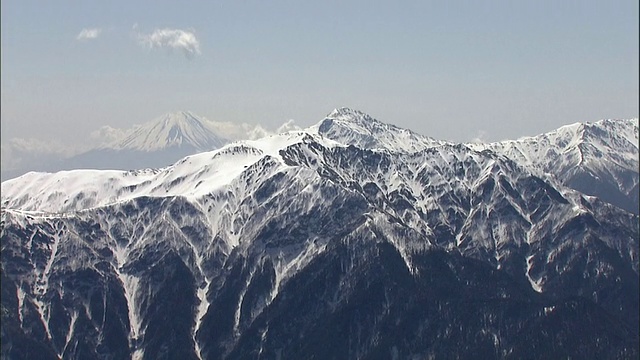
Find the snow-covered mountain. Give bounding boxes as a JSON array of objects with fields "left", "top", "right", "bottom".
[
  {"left": 60, "top": 111, "right": 230, "bottom": 172},
  {"left": 1, "top": 109, "right": 638, "bottom": 359},
  {"left": 309, "top": 107, "right": 445, "bottom": 152},
  {"left": 0, "top": 111, "right": 230, "bottom": 181},
  {"left": 103, "top": 111, "right": 228, "bottom": 152},
  {"left": 469, "top": 118, "right": 639, "bottom": 214}
]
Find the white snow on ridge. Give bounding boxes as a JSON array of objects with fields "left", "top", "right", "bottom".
[
  {"left": 0, "top": 131, "right": 327, "bottom": 213},
  {"left": 469, "top": 118, "right": 639, "bottom": 175},
  {"left": 2, "top": 111, "right": 637, "bottom": 217},
  {"left": 308, "top": 107, "right": 445, "bottom": 153}
]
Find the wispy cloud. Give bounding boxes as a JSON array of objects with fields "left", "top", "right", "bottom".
[
  {"left": 470, "top": 129, "right": 487, "bottom": 144},
  {"left": 276, "top": 119, "right": 301, "bottom": 133},
  {"left": 76, "top": 28, "right": 102, "bottom": 41},
  {"left": 207, "top": 119, "right": 301, "bottom": 141},
  {"left": 136, "top": 27, "right": 201, "bottom": 59},
  {"left": 205, "top": 121, "right": 270, "bottom": 141},
  {"left": 90, "top": 125, "right": 135, "bottom": 147},
  {"left": 1, "top": 137, "right": 77, "bottom": 171}
]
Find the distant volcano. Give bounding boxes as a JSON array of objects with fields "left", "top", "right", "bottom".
[
  {"left": 1, "top": 111, "right": 230, "bottom": 180},
  {"left": 105, "top": 111, "right": 228, "bottom": 152}
]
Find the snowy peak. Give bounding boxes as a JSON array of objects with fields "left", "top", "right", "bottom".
[
  {"left": 309, "top": 107, "right": 444, "bottom": 153},
  {"left": 0, "top": 131, "right": 323, "bottom": 213},
  {"left": 325, "top": 107, "right": 378, "bottom": 123},
  {"left": 577, "top": 119, "right": 639, "bottom": 161},
  {"left": 107, "top": 111, "right": 229, "bottom": 152},
  {"left": 543, "top": 118, "right": 638, "bottom": 156},
  {"left": 470, "top": 118, "right": 639, "bottom": 214},
  {"left": 474, "top": 118, "right": 639, "bottom": 173}
]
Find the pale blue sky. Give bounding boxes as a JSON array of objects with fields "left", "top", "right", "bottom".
[{"left": 1, "top": 1, "right": 638, "bottom": 146}]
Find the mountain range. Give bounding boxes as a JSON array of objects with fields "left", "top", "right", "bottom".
[{"left": 1, "top": 108, "right": 638, "bottom": 359}]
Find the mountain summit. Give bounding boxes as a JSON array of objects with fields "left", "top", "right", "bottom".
[
  {"left": 309, "top": 107, "right": 444, "bottom": 153},
  {"left": 0, "top": 112, "right": 231, "bottom": 181},
  {"left": 53, "top": 111, "right": 230, "bottom": 173},
  {"left": 106, "top": 111, "right": 228, "bottom": 152}
]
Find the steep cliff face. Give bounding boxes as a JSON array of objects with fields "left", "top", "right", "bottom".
[{"left": 2, "top": 109, "right": 638, "bottom": 359}]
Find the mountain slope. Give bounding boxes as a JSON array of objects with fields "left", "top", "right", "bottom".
[
  {"left": 470, "top": 118, "right": 639, "bottom": 214},
  {"left": 1, "top": 109, "right": 638, "bottom": 359}
]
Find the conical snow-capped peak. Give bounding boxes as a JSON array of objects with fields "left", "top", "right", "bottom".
[
  {"left": 308, "top": 107, "right": 444, "bottom": 153},
  {"left": 106, "top": 111, "right": 229, "bottom": 152}
]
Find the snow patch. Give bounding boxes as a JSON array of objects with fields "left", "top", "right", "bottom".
[
  {"left": 270, "top": 240, "right": 328, "bottom": 305},
  {"left": 194, "top": 283, "right": 209, "bottom": 360},
  {"left": 32, "top": 297, "right": 54, "bottom": 341},
  {"left": 525, "top": 255, "right": 543, "bottom": 293},
  {"left": 119, "top": 273, "right": 143, "bottom": 355},
  {"left": 62, "top": 310, "right": 79, "bottom": 356},
  {"left": 16, "top": 285, "right": 25, "bottom": 326}
]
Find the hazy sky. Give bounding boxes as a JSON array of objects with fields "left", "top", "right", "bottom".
[{"left": 1, "top": 1, "right": 638, "bottom": 147}]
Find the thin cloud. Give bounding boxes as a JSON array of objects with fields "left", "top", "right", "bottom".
[
  {"left": 137, "top": 27, "right": 201, "bottom": 59},
  {"left": 276, "top": 119, "right": 301, "bottom": 133},
  {"left": 206, "top": 120, "right": 270, "bottom": 141},
  {"left": 1, "top": 137, "right": 77, "bottom": 171},
  {"left": 76, "top": 28, "right": 102, "bottom": 41},
  {"left": 90, "top": 125, "right": 135, "bottom": 147},
  {"left": 470, "top": 129, "right": 487, "bottom": 144}
]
